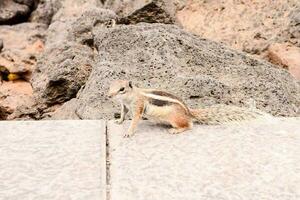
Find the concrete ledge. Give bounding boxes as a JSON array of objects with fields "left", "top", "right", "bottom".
[
  {"left": 0, "top": 120, "right": 106, "bottom": 200},
  {"left": 1, "top": 119, "right": 299, "bottom": 200},
  {"left": 108, "top": 118, "right": 300, "bottom": 200}
]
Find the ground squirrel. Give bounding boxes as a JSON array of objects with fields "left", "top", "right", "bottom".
[{"left": 108, "top": 80, "right": 271, "bottom": 137}]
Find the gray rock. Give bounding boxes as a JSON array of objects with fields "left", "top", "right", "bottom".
[
  {"left": 0, "top": 105, "right": 10, "bottom": 120},
  {"left": 29, "top": 0, "right": 104, "bottom": 25},
  {"left": 51, "top": 0, "right": 103, "bottom": 22},
  {"left": 29, "top": 0, "right": 60, "bottom": 25},
  {"left": 290, "top": 9, "right": 300, "bottom": 26},
  {"left": 105, "top": 0, "right": 186, "bottom": 24},
  {"left": 0, "top": 0, "right": 32, "bottom": 24},
  {"left": 13, "top": 0, "right": 36, "bottom": 7},
  {"left": 31, "top": 8, "right": 117, "bottom": 105},
  {"left": 31, "top": 43, "right": 94, "bottom": 105},
  {"left": 52, "top": 24, "right": 300, "bottom": 119},
  {"left": 69, "top": 8, "right": 117, "bottom": 44},
  {"left": 289, "top": 9, "right": 300, "bottom": 41},
  {"left": 49, "top": 99, "right": 81, "bottom": 120}
]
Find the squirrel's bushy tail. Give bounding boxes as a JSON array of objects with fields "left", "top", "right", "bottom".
[{"left": 189, "top": 104, "right": 271, "bottom": 125}]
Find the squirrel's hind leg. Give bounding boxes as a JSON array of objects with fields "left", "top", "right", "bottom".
[{"left": 167, "top": 114, "right": 193, "bottom": 134}]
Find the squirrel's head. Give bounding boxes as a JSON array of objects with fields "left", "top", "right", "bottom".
[{"left": 108, "top": 80, "right": 133, "bottom": 99}]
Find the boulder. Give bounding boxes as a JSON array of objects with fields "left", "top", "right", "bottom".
[
  {"left": 0, "top": 23, "right": 45, "bottom": 120},
  {"left": 0, "top": 23, "right": 46, "bottom": 77},
  {"left": 288, "top": 9, "right": 300, "bottom": 44},
  {"left": 29, "top": 0, "right": 104, "bottom": 25},
  {"left": 31, "top": 43, "right": 94, "bottom": 105},
  {"left": 0, "top": 105, "right": 10, "bottom": 120},
  {"left": 14, "top": 0, "right": 37, "bottom": 7},
  {"left": 50, "top": 99, "right": 81, "bottom": 120},
  {"left": 51, "top": 0, "right": 103, "bottom": 22},
  {"left": 51, "top": 24, "right": 300, "bottom": 119},
  {"left": 29, "top": 0, "right": 60, "bottom": 25},
  {"left": 0, "top": 80, "right": 35, "bottom": 120},
  {"left": 31, "top": 8, "right": 117, "bottom": 105},
  {"left": 0, "top": 0, "right": 35, "bottom": 25},
  {"left": 177, "top": 1, "right": 300, "bottom": 56},
  {"left": 105, "top": 0, "right": 186, "bottom": 24},
  {"left": 268, "top": 43, "right": 300, "bottom": 80}
]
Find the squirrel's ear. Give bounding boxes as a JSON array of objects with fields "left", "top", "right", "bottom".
[{"left": 128, "top": 81, "right": 133, "bottom": 88}]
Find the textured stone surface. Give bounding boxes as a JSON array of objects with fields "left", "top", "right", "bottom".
[
  {"left": 0, "top": 80, "right": 34, "bottom": 119},
  {"left": 105, "top": 0, "right": 186, "bottom": 24},
  {"left": 29, "top": 0, "right": 60, "bottom": 25},
  {"left": 31, "top": 8, "right": 116, "bottom": 105},
  {"left": 108, "top": 118, "right": 300, "bottom": 200},
  {"left": 0, "top": 0, "right": 33, "bottom": 25},
  {"left": 53, "top": 23, "right": 300, "bottom": 120},
  {"left": 0, "top": 23, "right": 46, "bottom": 119},
  {"left": 268, "top": 43, "right": 300, "bottom": 80},
  {"left": 177, "top": 0, "right": 300, "bottom": 56},
  {"left": 0, "top": 22, "right": 46, "bottom": 75},
  {"left": 0, "top": 120, "right": 106, "bottom": 200},
  {"left": 51, "top": 0, "right": 103, "bottom": 22},
  {"left": 0, "top": 105, "right": 9, "bottom": 119}
]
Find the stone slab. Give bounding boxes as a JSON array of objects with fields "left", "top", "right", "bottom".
[
  {"left": 108, "top": 118, "right": 300, "bottom": 200},
  {"left": 0, "top": 120, "right": 106, "bottom": 200}
]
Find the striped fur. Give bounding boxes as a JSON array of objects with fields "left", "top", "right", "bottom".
[{"left": 140, "top": 91, "right": 190, "bottom": 114}]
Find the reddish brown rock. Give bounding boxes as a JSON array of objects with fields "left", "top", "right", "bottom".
[
  {"left": 268, "top": 43, "right": 300, "bottom": 80},
  {"left": 177, "top": 0, "right": 300, "bottom": 56},
  {"left": 0, "top": 23, "right": 46, "bottom": 80},
  {"left": 0, "top": 80, "right": 35, "bottom": 119}
]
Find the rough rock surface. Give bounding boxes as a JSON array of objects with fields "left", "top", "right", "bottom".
[
  {"left": 0, "top": 23, "right": 46, "bottom": 119},
  {"left": 105, "top": 0, "right": 185, "bottom": 24},
  {"left": 51, "top": 0, "right": 103, "bottom": 22},
  {"left": 0, "top": 0, "right": 36, "bottom": 25},
  {"left": 52, "top": 24, "right": 300, "bottom": 119},
  {"left": 105, "top": 0, "right": 186, "bottom": 24},
  {"left": 29, "top": 0, "right": 60, "bottom": 24},
  {"left": 31, "top": 8, "right": 117, "bottom": 105},
  {"left": 0, "top": 120, "right": 106, "bottom": 199},
  {"left": 177, "top": 0, "right": 300, "bottom": 56},
  {"left": 0, "top": 22, "right": 46, "bottom": 76},
  {"left": 0, "top": 80, "right": 34, "bottom": 119},
  {"left": 268, "top": 43, "right": 300, "bottom": 80},
  {"left": 289, "top": 8, "right": 300, "bottom": 41},
  {"left": 29, "top": 0, "right": 104, "bottom": 25},
  {"left": 108, "top": 118, "right": 300, "bottom": 200},
  {"left": 0, "top": 105, "right": 9, "bottom": 120}
]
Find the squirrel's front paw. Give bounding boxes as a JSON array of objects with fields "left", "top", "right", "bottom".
[
  {"left": 114, "top": 119, "right": 124, "bottom": 124},
  {"left": 123, "top": 131, "right": 134, "bottom": 138}
]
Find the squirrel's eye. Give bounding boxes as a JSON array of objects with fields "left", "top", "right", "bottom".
[{"left": 119, "top": 87, "right": 125, "bottom": 92}]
